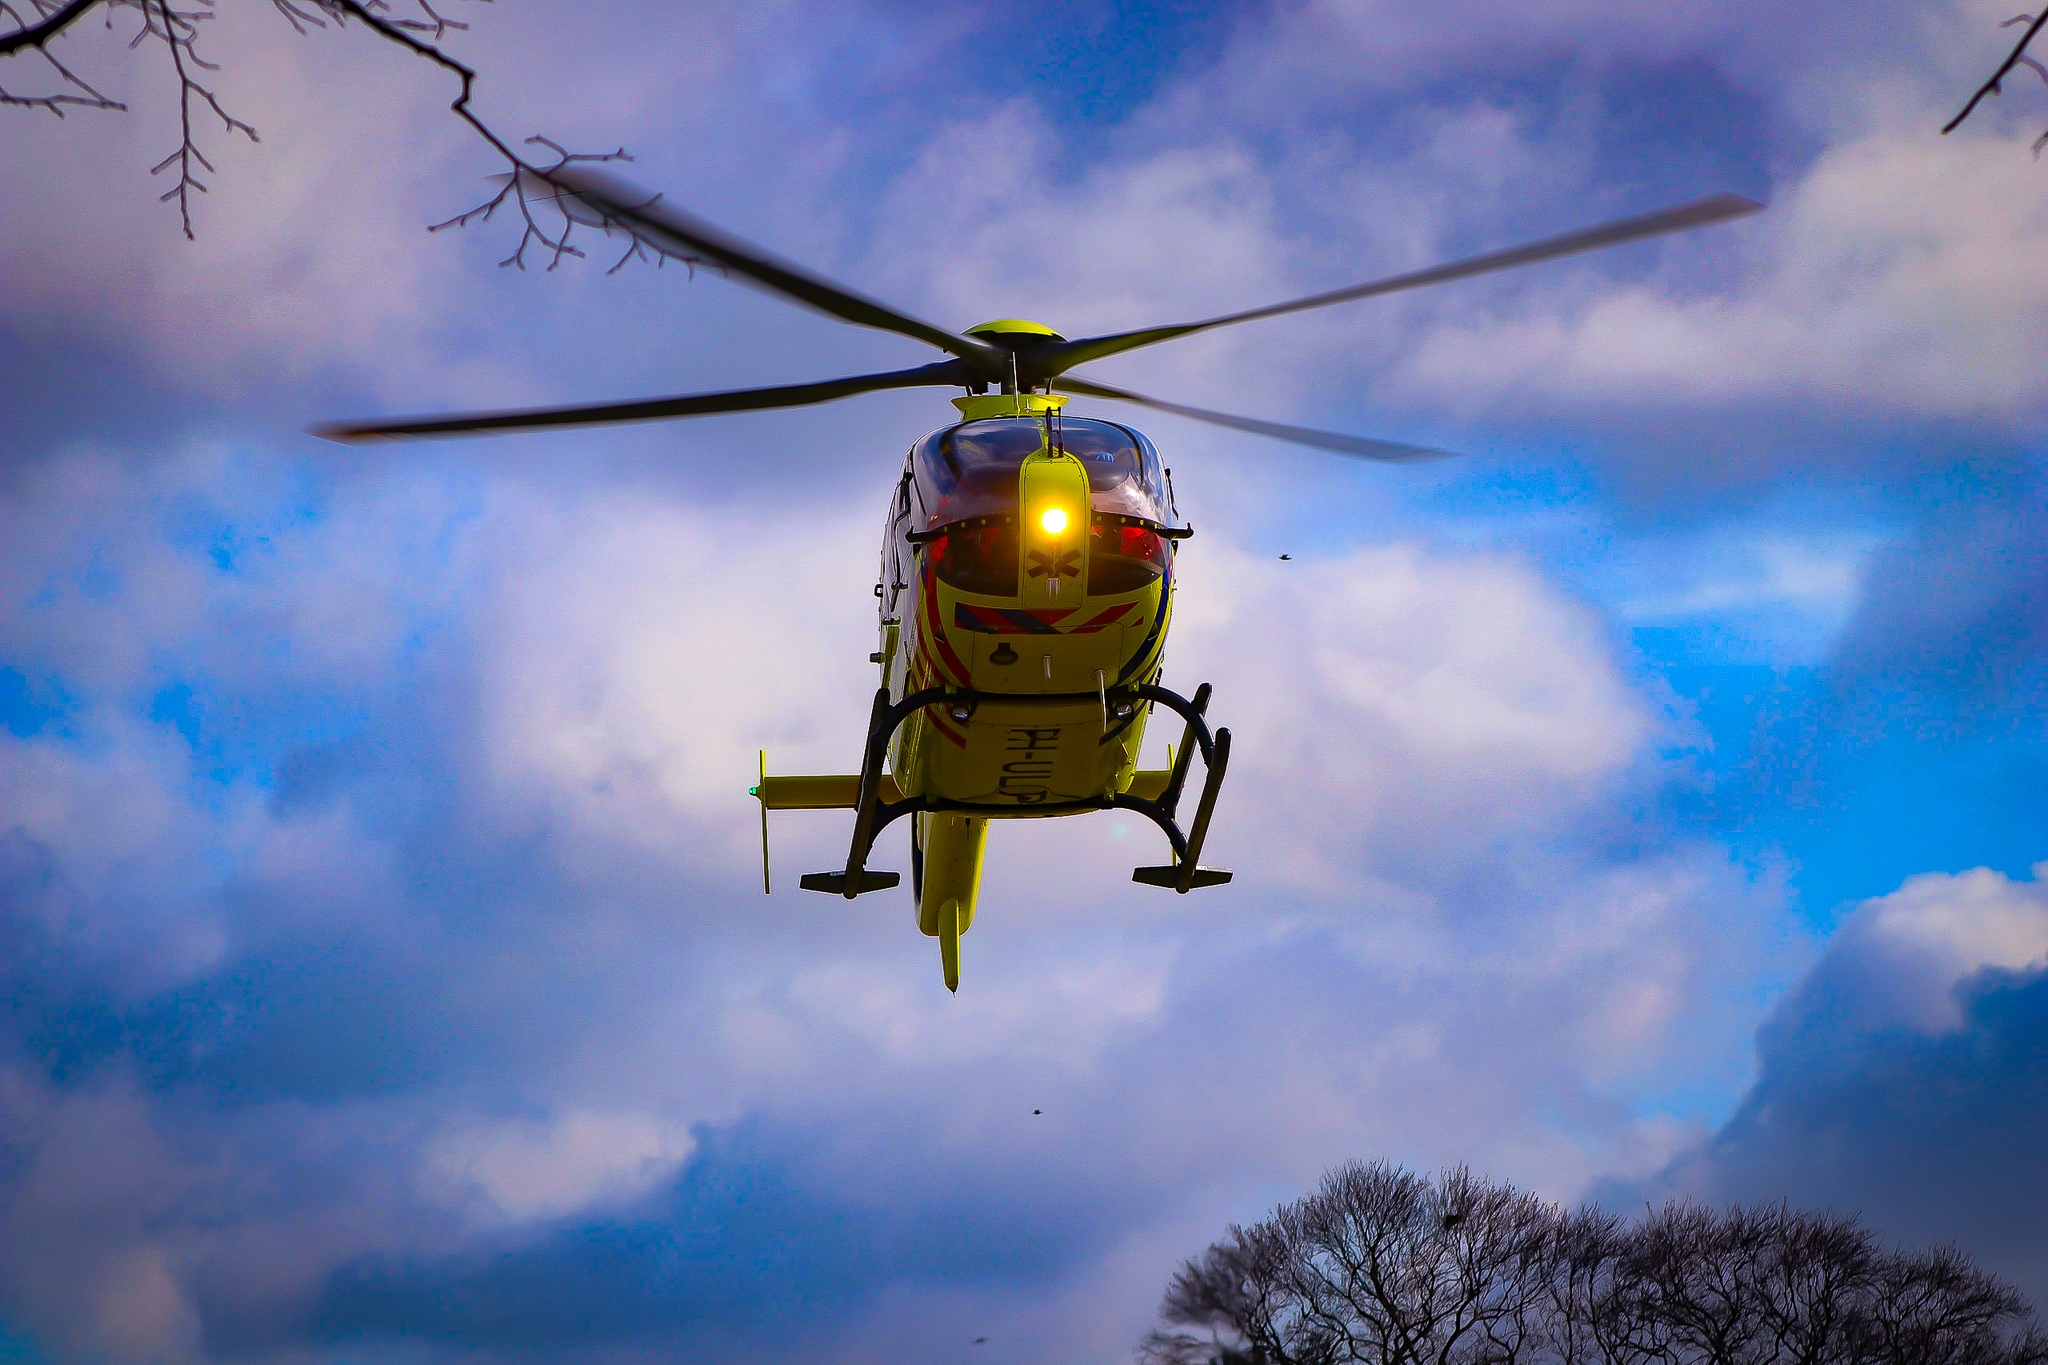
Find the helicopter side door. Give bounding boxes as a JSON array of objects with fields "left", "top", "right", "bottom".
[{"left": 877, "top": 463, "right": 916, "bottom": 684}]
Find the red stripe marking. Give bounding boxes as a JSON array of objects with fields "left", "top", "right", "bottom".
[
  {"left": 900, "top": 656, "right": 967, "bottom": 747},
  {"left": 1071, "top": 602, "right": 1134, "bottom": 633},
  {"left": 927, "top": 707, "right": 967, "bottom": 747},
  {"left": 951, "top": 602, "right": 1141, "bottom": 635},
  {"left": 920, "top": 566, "right": 973, "bottom": 684}
]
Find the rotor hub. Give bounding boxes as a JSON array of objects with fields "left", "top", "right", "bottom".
[{"left": 963, "top": 319, "right": 1067, "bottom": 344}]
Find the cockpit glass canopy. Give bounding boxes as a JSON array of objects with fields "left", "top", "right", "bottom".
[
  {"left": 910, "top": 417, "right": 1175, "bottom": 530},
  {"left": 1059, "top": 418, "right": 1174, "bottom": 523}
]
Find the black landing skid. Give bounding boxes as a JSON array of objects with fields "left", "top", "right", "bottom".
[{"left": 798, "top": 681, "right": 1233, "bottom": 898}]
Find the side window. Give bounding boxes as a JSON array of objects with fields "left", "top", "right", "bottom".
[
  {"left": 891, "top": 470, "right": 913, "bottom": 532},
  {"left": 1136, "top": 433, "right": 1175, "bottom": 520},
  {"left": 881, "top": 470, "right": 913, "bottom": 617}
]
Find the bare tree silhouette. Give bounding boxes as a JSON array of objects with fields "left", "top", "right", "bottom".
[
  {"left": 1143, "top": 1161, "right": 2047, "bottom": 1365},
  {"left": 0, "top": 0, "right": 705, "bottom": 270}
]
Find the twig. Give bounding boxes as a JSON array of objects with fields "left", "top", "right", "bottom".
[
  {"left": 329, "top": 2, "right": 705, "bottom": 273},
  {"left": 2, "top": 0, "right": 705, "bottom": 265},
  {"left": 145, "top": 0, "right": 256, "bottom": 239},
  {"left": 0, "top": 0, "right": 124, "bottom": 112},
  {"left": 1944, "top": 10, "right": 2048, "bottom": 135},
  {"left": 0, "top": 0, "right": 97, "bottom": 55}
]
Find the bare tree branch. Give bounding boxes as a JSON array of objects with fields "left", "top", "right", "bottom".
[
  {"left": 0, "top": 0, "right": 98, "bottom": 55},
  {"left": 147, "top": 0, "right": 256, "bottom": 239},
  {"left": 0, "top": 0, "right": 709, "bottom": 268},
  {"left": 1945, "top": 10, "right": 2048, "bottom": 154},
  {"left": 317, "top": 0, "right": 707, "bottom": 272},
  {"left": 0, "top": 0, "right": 124, "bottom": 114}
]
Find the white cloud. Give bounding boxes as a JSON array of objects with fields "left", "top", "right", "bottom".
[
  {"left": 0, "top": 389, "right": 1793, "bottom": 1364},
  {"left": 0, "top": 10, "right": 469, "bottom": 385},
  {"left": 1585, "top": 521, "right": 1886, "bottom": 664},
  {"left": 1169, "top": 534, "right": 1654, "bottom": 891},
  {"left": 1615, "top": 536, "right": 1870, "bottom": 624},
  {"left": 0, "top": 726, "right": 236, "bottom": 975},
  {"left": 1821, "top": 862, "right": 2048, "bottom": 1033},
  {"left": 472, "top": 483, "right": 883, "bottom": 875},
  {"left": 0, "top": 1077, "right": 204, "bottom": 1363},
  {"left": 1395, "top": 127, "right": 2048, "bottom": 419},
  {"left": 430, "top": 1109, "right": 697, "bottom": 1221},
  {"left": 0, "top": 2, "right": 778, "bottom": 401},
  {"left": 1645, "top": 862, "right": 2048, "bottom": 1305}
]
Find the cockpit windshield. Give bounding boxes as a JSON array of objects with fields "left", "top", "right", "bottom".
[
  {"left": 910, "top": 418, "right": 1037, "bottom": 529},
  {"left": 1057, "top": 418, "right": 1174, "bottom": 524},
  {"left": 909, "top": 416, "right": 1175, "bottom": 530}
]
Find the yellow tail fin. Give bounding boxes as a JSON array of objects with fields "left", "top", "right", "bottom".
[{"left": 938, "top": 898, "right": 961, "bottom": 993}]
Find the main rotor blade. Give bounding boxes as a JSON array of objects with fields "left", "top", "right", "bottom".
[
  {"left": 313, "top": 359, "right": 975, "bottom": 443},
  {"left": 540, "top": 166, "right": 1004, "bottom": 372},
  {"left": 1058, "top": 375, "right": 1452, "bottom": 462},
  {"left": 1036, "top": 192, "right": 1763, "bottom": 376}
]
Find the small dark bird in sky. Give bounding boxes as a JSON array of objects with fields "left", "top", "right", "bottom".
[
  {"left": 1279, "top": 553, "right": 1292, "bottom": 561},
  {"left": 1442, "top": 1211, "right": 1466, "bottom": 1229},
  {"left": 1032, "top": 1109, "right": 1042, "bottom": 1115},
  {"left": 974, "top": 1336, "right": 988, "bottom": 1345}
]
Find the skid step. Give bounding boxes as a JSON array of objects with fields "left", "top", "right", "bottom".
[
  {"left": 799, "top": 869, "right": 902, "bottom": 896},
  {"left": 1132, "top": 865, "right": 1233, "bottom": 891}
]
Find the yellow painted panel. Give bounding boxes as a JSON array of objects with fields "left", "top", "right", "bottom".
[
  {"left": 918, "top": 813, "right": 988, "bottom": 938},
  {"left": 964, "top": 318, "right": 1064, "bottom": 338},
  {"left": 950, "top": 393, "right": 1069, "bottom": 421},
  {"left": 757, "top": 774, "right": 902, "bottom": 810},
  {"left": 1126, "top": 769, "right": 1173, "bottom": 802}
]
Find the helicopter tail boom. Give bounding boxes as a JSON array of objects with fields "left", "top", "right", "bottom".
[{"left": 917, "top": 813, "right": 987, "bottom": 994}]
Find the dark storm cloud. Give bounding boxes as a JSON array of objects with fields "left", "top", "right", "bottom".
[
  {"left": 1829, "top": 465, "right": 2048, "bottom": 721},
  {"left": 1643, "top": 865, "right": 2048, "bottom": 1303},
  {"left": 294, "top": 1117, "right": 1146, "bottom": 1358}
]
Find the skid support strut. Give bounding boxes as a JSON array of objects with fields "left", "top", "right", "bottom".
[
  {"left": 797, "top": 681, "right": 1233, "bottom": 896},
  {"left": 797, "top": 688, "right": 904, "bottom": 897},
  {"left": 1129, "top": 680, "right": 1231, "bottom": 892}
]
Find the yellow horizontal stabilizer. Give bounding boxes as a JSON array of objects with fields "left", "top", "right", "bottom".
[
  {"left": 755, "top": 773, "right": 903, "bottom": 810},
  {"left": 1127, "top": 769, "right": 1173, "bottom": 802},
  {"left": 757, "top": 770, "right": 1164, "bottom": 809}
]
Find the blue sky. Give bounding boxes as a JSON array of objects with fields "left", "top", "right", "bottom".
[{"left": 2, "top": 2, "right": 2047, "bottom": 1361}]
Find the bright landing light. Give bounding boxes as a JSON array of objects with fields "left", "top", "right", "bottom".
[{"left": 1039, "top": 506, "right": 1069, "bottom": 535}]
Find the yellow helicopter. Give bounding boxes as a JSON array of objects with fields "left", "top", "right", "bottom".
[{"left": 319, "top": 172, "right": 1760, "bottom": 991}]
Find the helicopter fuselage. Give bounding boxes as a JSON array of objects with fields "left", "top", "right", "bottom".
[{"left": 878, "top": 395, "right": 1183, "bottom": 951}]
